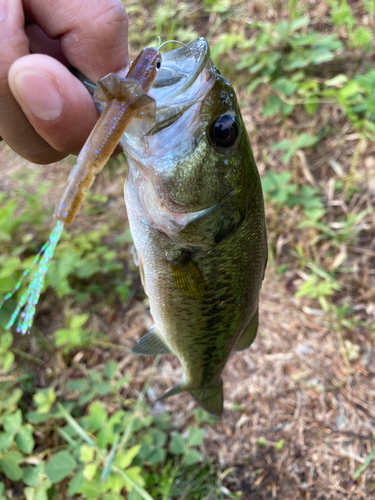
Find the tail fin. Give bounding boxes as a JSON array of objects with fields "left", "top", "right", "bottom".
[
  {"left": 158, "top": 380, "right": 224, "bottom": 416},
  {"left": 190, "top": 380, "right": 223, "bottom": 417}
]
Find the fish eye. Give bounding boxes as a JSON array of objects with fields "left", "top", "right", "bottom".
[
  {"left": 155, "top": 58, "right": 162, "bottom": 70},
  {"left": 209, "top": 114, "right": 239, "bottom": 149}
]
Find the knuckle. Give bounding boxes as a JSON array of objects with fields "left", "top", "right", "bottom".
[{"left": 91, "top": 1, "right": 128, "bottom": 36}]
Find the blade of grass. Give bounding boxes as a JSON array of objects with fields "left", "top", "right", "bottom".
[
  {"left": 102, "top": 433, "right": 119, "bottom": 483},
  {"left": 118, "top": 354, "right": 161, "bottom": 450},
  {"left": 353, "top": 449, "right": 374, "bottom": 480},
  {"left": 113, "top": 465, "right": 155, "bottom": 500},
  {"left": 59, "top": 428, "right": 79, "bottom": 449},
  {"left": 57, "top": 403, "right": 97, "bottom": 448}
]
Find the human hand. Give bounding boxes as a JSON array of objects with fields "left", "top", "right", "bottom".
[{"left": 0, "top": 0, "right": 129, "bottom": 164}]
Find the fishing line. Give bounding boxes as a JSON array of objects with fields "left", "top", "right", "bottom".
[{"left": 157, "top": 38, "right": 186, "bottom": 51}]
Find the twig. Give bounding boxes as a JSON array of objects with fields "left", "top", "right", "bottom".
[
  {"left": 12, "top": 347, "right": 45, "bottom": 366},
  {"left": 93, "top": 340, "right": 129, "bottom": 351}
]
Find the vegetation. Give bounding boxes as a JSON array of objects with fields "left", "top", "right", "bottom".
[{"left": 0, "top": 0, "right": 374, "bottom": 498}]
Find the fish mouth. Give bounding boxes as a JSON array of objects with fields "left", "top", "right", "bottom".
[
  {"left": 136, "top": 37, "right": 215, "bottom": 136},
  {"left": 153, "top": 37, "right": 211, "bottom": 102},
  {"left": 74, "top": 38, "right": 214, "bottom": 135}
]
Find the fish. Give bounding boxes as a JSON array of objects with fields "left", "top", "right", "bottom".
[{"left": 118, "top": 38, "right": 268, "bottom": 416}]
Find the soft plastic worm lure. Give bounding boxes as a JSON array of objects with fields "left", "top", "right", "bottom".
[{"left": 0, "top": 47, "right": 161, "bottom": 333}]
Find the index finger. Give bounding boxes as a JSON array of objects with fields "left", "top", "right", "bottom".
[{"left": 24, "top": 0, "right": 129, "bottom": 81}]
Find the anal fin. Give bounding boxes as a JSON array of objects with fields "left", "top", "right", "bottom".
[
  {"left": 131, "top": 326, "right": 171, "bottom": 356},
  {"left": 234, "top": 308, "right": 259, "bottom": 352},
  {"left": 158, "top": 383, "right": 183, "bottom": 401}
]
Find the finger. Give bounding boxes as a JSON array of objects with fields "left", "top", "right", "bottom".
[
  {"left": 0, "top": 0, "right": 64, "bottom": 163},
  {"left": 9, "top": 54, "right": 100, "bottom": 155},
  {"left": 26, "top": 24, "right": 69, "bottom": 66},
  {"left": 24, "top": 0, "right": 129, "bottom": 81}
]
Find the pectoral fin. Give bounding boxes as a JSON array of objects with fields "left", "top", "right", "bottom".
[
  {"left": 169, "top": 257, "right": 206, "bottom": 299},
  {"left": 137, "top": 252, "right": 148, "bottom": 295},
  {"left": 234, "top": 308, "right": 259, "bottom": 352},
  {"left": 131, "top": 326, "right": 171, "bottom": 356}
]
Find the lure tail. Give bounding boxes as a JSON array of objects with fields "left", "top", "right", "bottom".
[{"left": 0, "top": 221, "right": 64, "bottom": 333}]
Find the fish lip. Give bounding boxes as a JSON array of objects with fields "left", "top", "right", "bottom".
[{"left": 152, "top": 37, "right": 211, "bottom": 103}]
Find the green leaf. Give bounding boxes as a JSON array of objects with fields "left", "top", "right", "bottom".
[
  {"left": 78, "top": 388, "right": 97, "bottom": 406},
  {"left": 116, "top": 445, "right": 141, "bottom": 470},
  {"left": 45, "top": 451, "right": 77, "bottom": 483},
  {"left": 33, "top": 388, "right": 56, "bottom": 414},
  {"left": 290, "top": 16, "right": 310, "bottom": 31},
  {"left": 15, "top": 425, "right": 35, "bottom": 453},
  {"left": 67, "top": 378, "right": 89, "bottom": 392},
  {"left": 104, "top": 360, "right": 118, "bottom": 379},
  {"left": 128, "top": 491, "right": 143, "bottom": 500},
  {"left": 23, "top": 464, "right": 44, "bottom": 487},
  {"left": 77, "top": 474, "right": 102, "bottom": 498},
  {"left": 96, "top": 381, "right": 112, "bottom": 395},
  {"left": 183, "top": 449, "right": 202, "bottom": 465},
  {"left": 2, "top": 351, "right": 14, "bottom": 373},
  {"left": 79, "top": 444, "right": 95, "bottom": 463},
  {"left": 275, "top": 439, "right": 285, "bottom": 450},
  {"left": 0, "top": 332, "right": 13, "bottom": 350},
  {"left": 3, "top": 409, "right": 22, "bottom": 433},
  {"left": 271, "top": 139, "right": 292, "bottom": 151},
  {"left": 24, "top": 487, "right": 36, "bottom": 500},
  {"left": 106, "top": 472, "right": 127, "bottom": 494},
  {"left": 122, "top": 466, "right": 145, "bottom": 491},
  {"left": 0, "top": 432, "right": 13, "bottom": 452},
  {"left": 263, "top": 96, "right": 282, "bottom": 117},
  {"left": 68, "top": 468, "right": 85, "bottom": 496},
  {"left": 326, "top": 74, "right": 348, "bottom": 87},
  {"left": 0, "top": 451, "right": 23, "bottom": 481},
  {"left": 272, "top": 78, "right": 298, "bottom": 96},
  {"left": 149, "top": 428, "right": 167, "bottom": 447},
  {"left": 170, "top": 433, "right": 185, "bottom": 454},
  {"left": 295, "top": 133, "right": 319, "bottom": 149},
  {"left": 35, "top": 485, "right": 50, "bottom": 500},
  {"left": 147, "top": 448, "right": 166, "bottom": 465},
  {"left": 27, "top": 411, "right": 51, "bottom": 424},
  {"left": 83, "top": 463, "right": 98, "bottom": 481},
  {"left": 188, "top": 427, "right": 205, "bottom": 447},
  {"left": 339, "top": 80, "right": 361, "bottom": 99},
  {"left": 305, "top": 99, "right": 318, "bottom": 115},
  {"left": 70, "top": 313, "right": 89, "bottom": 330},
  {"left": 86, "top": 401, "right": 107, "bottom": 430}
]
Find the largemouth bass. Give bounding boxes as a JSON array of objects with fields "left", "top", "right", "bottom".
[{"left": 117, "top": 38, "right": 267, "bottom": 416}]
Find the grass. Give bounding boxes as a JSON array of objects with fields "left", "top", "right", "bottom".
[{"left": 1, "top": 0, "right": 375, "bottom": 498}]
